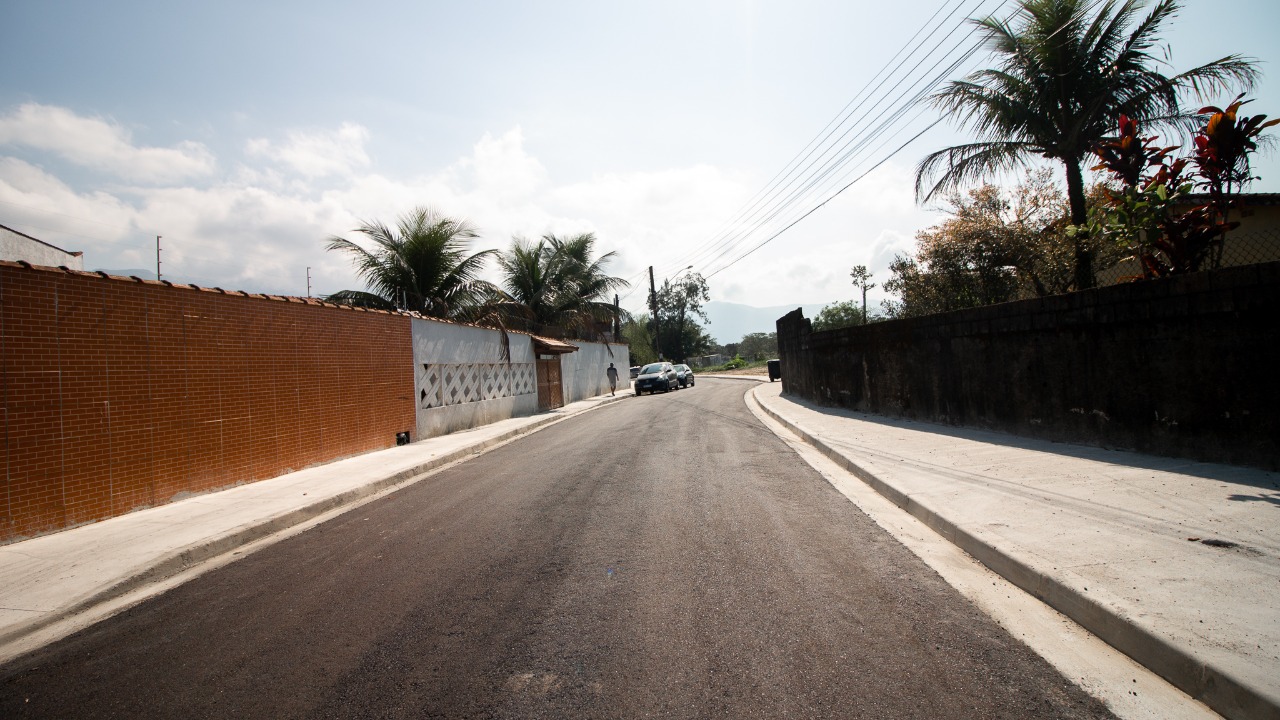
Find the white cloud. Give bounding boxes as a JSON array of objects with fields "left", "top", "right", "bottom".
[
  {"left": 451, "top": 128, "right": 548, "bottom": 201},
  {"left": 701, "top": 160, "right": 935, "bottom": 309},
  {"left": 0, "top": 105, "right": 938, "bottom": 312},
  {"left": 0, "top": 158, "right": 141, "bottom": 252},
  {"left": 246, "top": 122, "right": 371, "bottom": 179},
  {"left": 0, "top": 103, "right": 216, "bottom": 183}
]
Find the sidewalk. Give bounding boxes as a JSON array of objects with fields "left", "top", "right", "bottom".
[
  {"left": 0, "top": 391, "right": 627, "bottom": 663},
  {"left": 749, "top": 380, "right": 1279, "bottom": 720}
]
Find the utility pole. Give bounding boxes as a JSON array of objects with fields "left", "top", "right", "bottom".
[
  {"left": 648, "top": 266, "right": 661, "bottom": 360},
  {"left": 613, "top": 293, "right": 620, "bottom": 341},
  {"left": 156, "top": 236, "right": 162, "bottom": 281},
  {"left": 671, "top": 265, "right": 693, "bottom": 362},
  {"left": 306, "top": 267, "right": 312, "bottom": 298}
]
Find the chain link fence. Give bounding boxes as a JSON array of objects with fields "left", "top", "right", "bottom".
[{"left": 1096, "top": 226, "right": 1280, "bottom": 285}]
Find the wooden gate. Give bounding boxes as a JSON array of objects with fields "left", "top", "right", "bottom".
[{"left": 536, "top": 357, "right": 564, "bottom": 410}]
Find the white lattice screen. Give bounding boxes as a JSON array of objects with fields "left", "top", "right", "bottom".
[{"left": 417, "top": 362, "right": 537, "bottom": 410}]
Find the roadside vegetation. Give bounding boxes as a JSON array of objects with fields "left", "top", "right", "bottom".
[
  {"left": 701, "top": 356, "right": 769, "bottom": 373},
  {"left": 324, "top": 208, "right": 628, "bottom": 343},
  {"left": 325, "top": 0, "right": 1275, "bottom": 346},
  {"left": 874, "top": 0, "right": 1272, "bottom": 318}
]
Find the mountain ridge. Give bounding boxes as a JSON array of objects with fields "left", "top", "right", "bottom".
[{"left": 703, "top": 300, "right": 829, "bottom": 344}]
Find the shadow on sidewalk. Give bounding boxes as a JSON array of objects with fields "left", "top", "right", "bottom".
[{"left": 773, "top": 390, "right": 1280, "bottom": 492}]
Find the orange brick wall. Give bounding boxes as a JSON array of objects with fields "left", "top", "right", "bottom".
[{"left": 0, "top": 264, "right": 416, "bottom": 543}]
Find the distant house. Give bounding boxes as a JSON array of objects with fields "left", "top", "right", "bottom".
[
  {"left": 1210, "top": 192, "right": 1280, "bottom": 268},
  {"left": 0, "top": 223, "right": 84, "bottom": 270},
  {"left": 1096, "top": 193, "right": 1280, "bottom": 284}
]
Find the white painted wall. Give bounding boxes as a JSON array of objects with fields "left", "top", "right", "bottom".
[
  {"left": 0, "top": 226, "right": 83, "bottom": 269},
  {"left": 411, "top": 318, "right": 539, "bottom": 439},
  {"left": 560, "top": 341, "right": 629, "bottom": 404}
]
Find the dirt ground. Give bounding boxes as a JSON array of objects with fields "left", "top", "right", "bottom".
[{"left": 703, "top": 365, "right": 768, "bottom": 376}]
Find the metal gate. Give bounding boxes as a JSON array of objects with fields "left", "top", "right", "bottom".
[{"left": 536, "top": 357, "right": 564, "bottom": 410}]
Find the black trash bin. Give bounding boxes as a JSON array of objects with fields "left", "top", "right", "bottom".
[{"left": 767, "top": 359, "right": 781, "bottom": 382}]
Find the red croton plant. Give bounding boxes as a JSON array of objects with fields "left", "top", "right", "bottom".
[{"left": 1089, "top": 96, "right": 1278, "bottom": 279}]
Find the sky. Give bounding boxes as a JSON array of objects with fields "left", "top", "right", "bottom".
[{"left": 2, "top": 0, "right": 1277, "bottom": 336}]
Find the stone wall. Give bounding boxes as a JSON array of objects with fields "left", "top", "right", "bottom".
[{"left": 777, "top": 262, "right": 1280, "bottom": 469}]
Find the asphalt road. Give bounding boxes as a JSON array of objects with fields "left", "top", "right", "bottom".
[{"left": 0, "top": 379, "right": 1115, "bottom": 719}]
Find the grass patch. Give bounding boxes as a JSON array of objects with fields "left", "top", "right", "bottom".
[{"left": 698, "top": 356, "right": 770, "bottom": 372}]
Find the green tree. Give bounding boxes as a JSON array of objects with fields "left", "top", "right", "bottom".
[
  {"left": 737, "top": 332, "right": 778, "bottom": 360},
  {"left": 916, "top": 0, "right": 1258, "bottom": 290},
  {"left": 621, "top": 312, "right": 658, "bottom": 366},
  {"left": 657, "top": 321, "right": 715, "bottom": 363},
  {"left": 497, "top": 232, "right": 628, "bottom": 339},
  {"left": 324, "top": 206, "right": 498, "bottom": 321},
  {"left": 886, "top": 170, "right": 1117, "bottom": 318},
  {"left": 813, "top": 300, "right": 869, "bottom": 331},
  {"left": 655, "top": 272, "right": 711, "bottom": 362}
]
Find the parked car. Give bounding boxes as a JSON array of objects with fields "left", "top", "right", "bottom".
[
  {"left": 629, "top": 365, "right": 640, "bottom": 380},
  {"left": 673, "top": 363, "right": 695, "bottom": 387},
  {"left": 634, "top": 362, "right": 679, "bottom": 394}
]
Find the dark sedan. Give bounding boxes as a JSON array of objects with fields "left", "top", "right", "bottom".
[
  {"left": 673, "top": 363, "right": 695, "bottom": 387},
  {"left": 634, "top": 362, "right": 679, "bottom": 395}
]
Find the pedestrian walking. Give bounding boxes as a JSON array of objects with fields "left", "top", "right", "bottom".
[{"left": 606, "top": 362, "right": 619, "bottom": 395}]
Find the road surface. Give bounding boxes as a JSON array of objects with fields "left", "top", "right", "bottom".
[{"left": 0, "top": 379, "right": 1114, "bottom": 718}]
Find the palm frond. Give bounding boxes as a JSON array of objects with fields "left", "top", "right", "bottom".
[
  {"left": 916, "top": 141, "right": 1034, "bottom": 204},
  {"left": 322, "top": 290, "right": 398, "bottom": 310}
]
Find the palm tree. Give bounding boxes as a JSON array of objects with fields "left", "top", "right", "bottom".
[
  {"left": 915, "top": 0, "right": 1258, "bottom": 289},
  {"left": 495, "top": 237, "right": 556, "bottom": 330},
  {"left": 546, "top": 232, "right": 630, "bottom": 334},
  {"left": 496, "top": 232, "right": 628, "bottom": 339},
  {"left": 324, "top": 207, "right": 500, "bottom": 321}
]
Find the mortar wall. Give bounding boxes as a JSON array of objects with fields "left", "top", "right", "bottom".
[
  {"left": 0, "top": 264, "right": 415, "bottom": 542},
  {"left": 777, "top": 262, "right": 1280, "bottom": 469}
]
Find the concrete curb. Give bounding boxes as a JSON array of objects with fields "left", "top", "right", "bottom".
[
  {"left": 748, "top": 386, "right": 1277, "bottom": 720},
  {"left": 0, "top": 394, "right": 628, "bottom": 653}
]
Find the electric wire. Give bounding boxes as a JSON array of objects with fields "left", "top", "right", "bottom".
[
  {"left": 692, "top": 9, "right": 1005, "bottom": 279},
  {"left": 647, "top": 0, "right": 985, "bottom": 284},
  {"left": 619, "top": 0, "right": 999, "bottom": 306},
  {"left": 706, "top": 119, "right": 945, "bottom": 281},
  {"left": 699, "top": 34, "right": 990, "bottom": 278},
  {"left": 651, "top": 0, "right": 975, "bottom": 278},
  {"left": 694, "top": 0, "right": 1110, "bottom": 282},
  {"left": 696, "top": 33, "right": 991, "bottom": 277},
  {"left": 675, "top": 0, "right": 999, "bottom": 277}
]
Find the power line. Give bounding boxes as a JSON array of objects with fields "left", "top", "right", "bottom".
[
  {"left": 654, "top": 0, "right": 1009, "bottom": 284},
  {"left": 692, "top": 11, "right": 1003, "bottom": 278},
  {"left": 695, "top": 0, "right": 1111, "bottom": 282},
  {"left": 706, "top": 119, "right": 944, "bottom": 281},
  {"left": 656, "top": 0, "right": 976, "bottom": 278},
  {"left": 619, "top": 1, "right": 994, "bottom": 305},
  {"left": 680, "top": 0, "right": 995, "bottom": 273},
  {"left": 652, "top": 0, "right": 986, "bottom": 282},
  {"left": 699, "top": 37, "right": 989, "bottom": 277}
]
